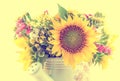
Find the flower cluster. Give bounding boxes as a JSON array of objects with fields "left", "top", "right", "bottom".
[{"left": 14, "top": 5, "right": 114, "bottom": 70}]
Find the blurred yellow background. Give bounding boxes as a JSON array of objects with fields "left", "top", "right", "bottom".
[{"left": 0, "top": 0, "right": 120, "bottom": 81}]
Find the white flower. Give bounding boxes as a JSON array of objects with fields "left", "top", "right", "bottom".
[{"left": 29, "top": 32, "right": 37, "bottom": 39}]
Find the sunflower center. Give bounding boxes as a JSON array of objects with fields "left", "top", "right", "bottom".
[{"left": 60, "top": 25, "right": 86, "bottom": 53}]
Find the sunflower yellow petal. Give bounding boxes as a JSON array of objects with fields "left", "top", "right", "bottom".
[
  {"left": 14, "top": 37, "right": 28, "bottom": 48},
  {"left": 51, "top": 14, "right": 97, "bottom": 68}
]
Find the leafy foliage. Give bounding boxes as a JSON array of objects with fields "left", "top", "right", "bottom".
[{"left": 58, "top": 4, "right": 68, "bottom": 21}]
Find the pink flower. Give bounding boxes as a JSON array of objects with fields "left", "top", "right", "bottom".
[
  {"left": 26, "top": 26, "right": 31, "bottom": 35},
  {"left": 16, "top": 29, "right": 19, "bottom": 34},
  {"left": 103, "top": 47, "right": 111, "bottom": 55},
  {"left": 16, "top": 21, "right": 27, "bottom": 35},
  {"left": 95, "top": 43, "right": 111, "bottom": 55},
  {"left": 17, "top": 32, "right": 22, "bottom": 37},
  {"left": 16, "top": 28, "right": 22, "bottom": 34},
  {"left": 20, "top": 23, "right": 26, "bottom": 29},
  {"left": 16, "top": 18, "right": 23, "bottom": 27},
  {"left": 16, "top": 24, "right": 26, "bottom": 34},
  {"left": 16, "top": 18, "right": 26, "bottom": 29},
  {"left": 17, "top": 22, "right": 26, "bottom": 28},
  {"left": 17, "top": 18, "right": 23, "bottom": 23},
  {"left": 97, "top": 45, "right": 105, "bottom": 53}
]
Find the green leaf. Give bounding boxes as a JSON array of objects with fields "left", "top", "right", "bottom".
[
  {"left": 94, "top": 12, "right": 105, "bottom": 18},
  {"left": 58, "top": 4, "right": 68, "bottom": 21},
  {"left": 26, "top": 12, "right": 32, "bottom": 21},
  {"left": 23, "top": 15, "right": 26, "bottom": 22},
  {"left": 92, "top": 52, "right": 105, "bottom": 65},
  {"left": 99, "top": 29, "right": 109, "bottom": 45}
]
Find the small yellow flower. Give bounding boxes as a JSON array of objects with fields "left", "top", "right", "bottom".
[
  {"left": 40, "top": 35, "right": 45, "bottom": 39},
  {"left": 27, "top": 21, "right": 40, "bottom": 27},
  {"left": 36, "top": 14, "right": 51, "bottom": 23},
  {"left": 48, "top": 36, "right": 54, "bottom": 42},
  {"left": 38, "top": 38, "right": 44, "bottom": 44},
  {"left": 35, "top": 44, "right": 40, "bottom": 48},
  {"left": 43, "top": 14, "right": 51, "bottom": 20},
  {"left": 30, "top": 39, "right": 35, "bottom": 45}
]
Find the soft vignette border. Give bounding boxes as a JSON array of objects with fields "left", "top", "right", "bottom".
[{"left": 0, "top": 0, "right": 120, "bottom": 81}]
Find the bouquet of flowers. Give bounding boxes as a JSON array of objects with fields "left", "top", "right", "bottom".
[{"left": 14, "top": 4, "right": 114, "bottom": 71}]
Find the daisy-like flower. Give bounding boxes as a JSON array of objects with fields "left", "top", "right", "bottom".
[{"left": 51, "top": 16, "right": 97, "bottom": 68}]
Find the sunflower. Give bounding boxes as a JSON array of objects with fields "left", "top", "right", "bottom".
[
  {"left": 19, "top": 46, "right": 33, "bottom": 70},
  {"left": 51, "top": 15, "right": 97, "bottom": 68},
  {"left": 14, "top": 37, "right": 29, "bottom": 48},
  {"left": 15, "top": 37, "right": 33, "bottom": 70}
]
